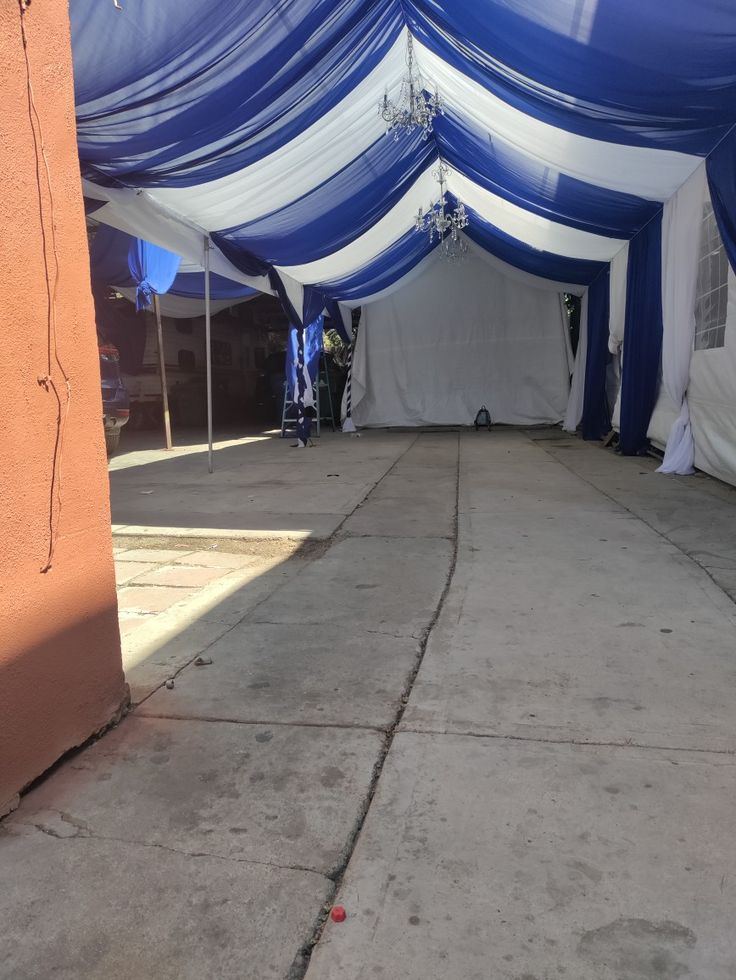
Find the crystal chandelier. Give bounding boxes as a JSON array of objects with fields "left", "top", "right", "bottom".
[
  {"left": 415, "top": 161, "right": 469, "bottom": 260},
  {"left": 379, "top": 34, "right": 443, "bottom": 140}
]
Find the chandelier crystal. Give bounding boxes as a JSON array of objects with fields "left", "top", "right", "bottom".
[
  {"left": 415, "top": 161, "right": 469, "bottom": 260},
  {"left": 379, "top": 34, "right": 444, "bottom": 140}
]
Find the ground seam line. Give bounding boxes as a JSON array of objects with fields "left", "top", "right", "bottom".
[
  {"left": 530, "top": 432, "right": 736, "bottom": 612},
  {"left": 397, "top": 727, "right": 736, "bottom": 756},
  {"left": 288, "top": 431, "right": 463, "bottom": 979},
  {"left": 132, "top": 434, "right": 422, "bottom": 712}
]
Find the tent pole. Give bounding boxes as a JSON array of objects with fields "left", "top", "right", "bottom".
[
  {"left": 153, "top": 294, "right": 173, "bottom": 451},
  {"left": 204, "top": 235, "right": 214, "bottom": 474}
]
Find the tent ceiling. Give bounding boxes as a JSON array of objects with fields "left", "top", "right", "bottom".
[{"left": 71, "top": 1, "right": 736, "bottom": 304}]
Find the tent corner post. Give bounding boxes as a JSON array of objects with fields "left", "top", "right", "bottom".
[
  {"left": 204, "top": 234, "right": 214, "bottom": 474},
  {"left": 153, "top": 294, "right": 173, "bottom": 452}
]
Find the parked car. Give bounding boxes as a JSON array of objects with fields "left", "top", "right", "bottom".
[{"left": 99, "top": 342, "right": 130, "bottom": 454}]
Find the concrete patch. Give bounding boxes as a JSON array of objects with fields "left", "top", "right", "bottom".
[
  {"left": 137, "top": 622, "right": 421, "bottom": 729},
  {"left": 305, "top": 733, "right": 736, "bottom": 980},
  {"left": 0, "top": 830, "right": 330, "bottom": 980},
  {"left": 251, "top": 535, "right": 453, "bottom": 635},
  {"left": 172, "top": 550, "right": 262, "bottom": 569},
  {"left": 116, "top": 548, "right": 192, "bottom": 563},
  {"left": 117, "top": 584, "right": 199, "bottom": 614},
  {"left": 7, "top": 716, "right": 383, "bottom": 877},
  {"left": 114, "top": 561, "right": 154, "bottom": 585},
  {"left": 131, "top": 564, "right": 232, "bottom": 588},
  {"left": 123, "top": 617, "right": 233, "bottom": 703}
]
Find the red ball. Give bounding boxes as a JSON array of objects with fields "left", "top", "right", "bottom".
[{"left": 330, "top": 906, "right": 347, "bottom": 923}]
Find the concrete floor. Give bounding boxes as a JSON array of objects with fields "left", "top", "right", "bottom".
[{"left": 3, "top": 429, "right": 736, "bottom": 979}]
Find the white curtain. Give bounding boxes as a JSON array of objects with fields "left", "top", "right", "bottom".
[
  {"left": 657, "top": 163, "right": 707, "bottom": 474},
  {"left": 608, "top": 243, "right": 628, "bottom": 355},
  {"left": 349, "top": 249, "right": 570, "bottom": 427},
  {"left": 607, "top": 243, "right": 629, "bottom": 429},
  {"left": 563, "top": 290, "right": 589, "bottom": 432}
]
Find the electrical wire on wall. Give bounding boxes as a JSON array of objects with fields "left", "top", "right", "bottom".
[{"left": 19, "top": 0, "right": 72, "bottom": 573}]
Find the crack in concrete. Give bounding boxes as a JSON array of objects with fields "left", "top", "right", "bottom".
[
  {"left": 132, "top": 435, "right": 422, "bottom": 712},
  {"left": 289, "top": 432, "right": 463, "bottom": 980},
  {"left": 136, "top": 712, "right": 387, "bottom": 733},
  {"left": 535, "top": 434, "right": 736, "bottom": 609},
  {"left": 397, "top": 726, "right": 736, "bottom": 756},
  {"left": 9, "top": 817, "right": 330, "bottom": 881}
]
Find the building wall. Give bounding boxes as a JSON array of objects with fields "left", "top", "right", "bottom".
[{"left": 0, "top": 0, "right": 127, "bottom": 815}]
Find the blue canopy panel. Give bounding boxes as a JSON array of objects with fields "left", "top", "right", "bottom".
[
  {"left": 90, "top": 225, "right": 181, "bottom": 309},
  {"left": 71, "top": 0, "right": 402, "bottom": 184},
  {"left": 168, "top": 272, "right": 258, "bottom": 303},
  {"left": 286, "top": 318, "right": 324, "bottom": 399},
  {"left": 215, "top": 127, "right": 435, "bottom": 266},
  {"left": 436, "top": 111, "right": 660, "bottom": 240},
  {"left": 315, "top": 227, "right": 438, "bottom": 304},
  {"left": 71, "top": 0, "right": 736, "bottom": 306},
  {"left": 90, "top": 225, "right": 257, "bottom": 303},
  {"left": 708, "top": 126, "right": 736, "bottom": 275},
  {"left": 464, "top": 207, "right": 606, "bottom": 287},
  {"left": 406, "top": 0, "right": 736, "bottom": 154}
]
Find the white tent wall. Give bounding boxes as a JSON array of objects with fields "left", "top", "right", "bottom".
[
  {"left": 348, "top": 245, "right": 570, "bottom": 428},
  {"left": 687, "top": 265, "right": 736, "bottom": 484},
  {"left": 646, "top": 171, "right": 736, "bottom": 486},
  {"left": 563, "top": 290, "right": 589, "bottom": 433}
]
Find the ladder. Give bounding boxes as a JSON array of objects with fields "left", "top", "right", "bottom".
[{"left": 281, "top": 352, "right": 336, "bottom": 438}]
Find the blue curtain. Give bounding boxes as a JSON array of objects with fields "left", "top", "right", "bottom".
[
  {"left": 581, "top": 268, "right": 611, "bottom": 440},
  {"left": 707, "top": 126, "right": 736, "bottom": 274},
  {"left": 286, "top": 316, "right": 324, "bottom": 399},
  {"left": 127, "top": 237, "right": 181, "bottom": 310},
  {"left": 89, "top": 225, "right": 181, "bottom": 309},
  {"left": 619, "top": 213, "right": 663, "bottom": 455}
]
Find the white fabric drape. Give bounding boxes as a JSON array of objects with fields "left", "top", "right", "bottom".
[
  {"left": 117, "top": 288, "right": 252, "bottom": 318},
  {"left": 350, "top": 249, "right": 570, "bottom": 427},
  {"left": 607, "top": 244, "right": 628, "bottom": 429},
  {"left": 563, "top": 289, "right": 589, "bottom": 432},
  {"left": 149, "top": 32, "right": 701, "bottom": 233},
  {"left": 688, "top": 265, "right": 736, "bottom": 484},
  {"left": 657, "top": 163, "right": 707, "bottom": 475},
  {"left": 417, "top": 43, "right": 700, "bottom": 202},
  {"left": 281, "top": 164, "right": 624, "bottom": 286},
  {"left": 559, "top": 293, "right": 575, "bottom": 375},
  {"left": 608, "top": 243, "right": 629, "bottom": 355}
]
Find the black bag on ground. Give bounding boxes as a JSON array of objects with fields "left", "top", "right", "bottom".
[{"left": 474, "top": 405, "right": 492, "bottom": 431}]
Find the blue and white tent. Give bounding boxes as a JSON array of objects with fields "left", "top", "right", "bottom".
[
  {"left": 89, "top": 224, "right": 259, "bottom": 318},
  {"left": 71, "top": 1, "right": 736, "bottom": 480}
]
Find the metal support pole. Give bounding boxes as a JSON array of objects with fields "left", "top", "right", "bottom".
[
  {"left": 204, "top": 235, "right": 214, "bottom": 473},
  {"left": 153, "top": 294, "right": 173, "bottom": 451}
]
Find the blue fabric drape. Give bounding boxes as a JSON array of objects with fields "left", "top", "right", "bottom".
[
  {"left": 72, "top": 0, "right": 736, "bottom": 309},
  {"left": 317, "top": 227, "right": 437, "bottom": 303},
  {"left": 406, "top": 0, "right": 736, "bottom": 153},
  {"left": 286, "top": 317, "right": 324, "bottom": 398},
  {"left": 581, "top": 268, "right": 612, "bottom": 440},
  {"left": 465, "top": 207, "right": 606, "bottom": 286},
  {"left": 218, "top": 129, "right": 434, "bottom": 266},
  {"left": 90, "top": 225, "right": 181, "bottom": 309},
  {"left": 89, "top": 225, "right": 257, "bottom": 302},
  {"left": 286, "top": 316, "right": 324, "bottom": 445},
  {"left": 169, "top": 272, "right": 257, "bottom": 301},
  {"left": 324, "top": 298, "right": 351, "bottom": 343},
  {"left": 211, "top": 234, "right": 301, "bottom": 324},
  {"left": 72, "top": 0, "right": 401, "bottom": 184},
  {"left": 436, "top": 112, "right": 659, "bottom": 240},
  {"left": 707, "top": 126, "right": 736, "bottom": 274},
  {"left": 620, "top": 213, "right": 663, "bottom": 455},
  {"left": 128, "top": 237, "right": 182, "bottom": 310}
]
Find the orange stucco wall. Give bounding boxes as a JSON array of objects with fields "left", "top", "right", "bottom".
[{"left": 0, "top": 0, "right": 127, "bottom": 816}]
